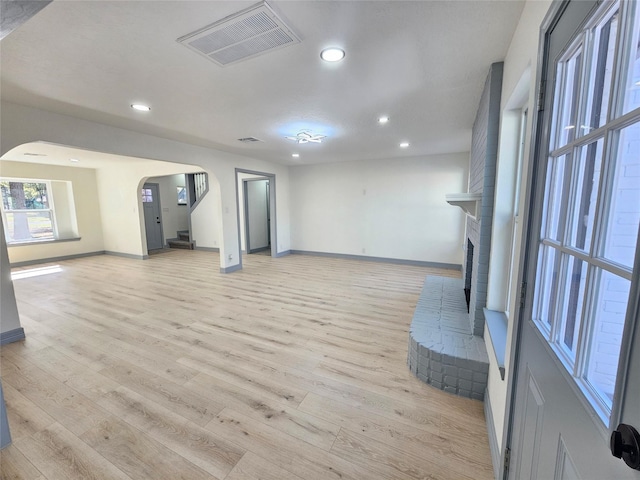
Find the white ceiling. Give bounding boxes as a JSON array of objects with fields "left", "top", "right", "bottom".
[{"left": 0, "top": 0, "right": 525, "bottom": 166}]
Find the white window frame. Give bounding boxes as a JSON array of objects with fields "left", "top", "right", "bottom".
[
  {"left": 531, "top": 0, "right": 640, "bottom": 424},
  {"left": 1, "top": 178, "right": 59, "bottom": 244}
]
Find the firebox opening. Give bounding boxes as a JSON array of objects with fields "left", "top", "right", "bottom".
[{"left": 464, "top": 239, "right": 474, "bottom": 313}]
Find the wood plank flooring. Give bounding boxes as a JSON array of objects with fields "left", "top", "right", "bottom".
[{"left": 1, "top": 250, "right": 493, "bottom": 480}]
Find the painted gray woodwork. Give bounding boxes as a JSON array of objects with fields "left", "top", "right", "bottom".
[
  {"left": 508, "top": 1, "right": 640, "bottom": 479},
  {"left": 244, "top": 179, "right": 270, "bottom": 254},
  {"left": 484, "top": 387, "right": 502, "bottom": 478},
  {"left": 289, "top": 250, "right": 461, "bottom": 270},
  {"left": 483, "top": 309, "right": 508, "bottom": 380},
  {"left": 234, "top": 168, "right": 278, "bottom": 272},
  {"left": 0, "top": 0, "right": 52, "bottom": 40},
  {"left": 0, "top": 327, "right": 25, "bottom": 345},
  {"left": 0, "top": 382, "right": 10, "bottom": 449},
  {"left": 142, "top": 183, "right": 164, "bottom": 251}
]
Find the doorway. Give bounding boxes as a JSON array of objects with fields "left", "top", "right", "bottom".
[
  {"left": 141, "top": 183, "right": 164, "bottom": 251},
  {"left": 235, "top": 168, "right": 277, "bottom": 268},
  {"left": 243, "top": 178, "right": 271, "bottom": 255},
  {"left": 506, "top": 1, "right": 640, "bottom": 479}
]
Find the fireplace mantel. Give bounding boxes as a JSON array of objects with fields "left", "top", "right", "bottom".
[{"left": 445, "top": 193, "right": 482, "bottom": 220}]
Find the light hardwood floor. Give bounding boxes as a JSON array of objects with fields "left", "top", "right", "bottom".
[{"left": 1, "top": 250, "right": 494, "bottom": 480}]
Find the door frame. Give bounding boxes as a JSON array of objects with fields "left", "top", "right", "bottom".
[
  {"left": 243, "top": 177, "right": 271, "bottom": 254},
  {"left": 142, "top": 182, "right": 165, "bottom": 252},
  {"left": 502, "top": 1, "right": 589, "bottom": 478},
  {"left": 234, "top": 168, "right": 278, "bottom": 269},
  {"left": 502, "top": 1, "right": 640, "bottom": 478}
]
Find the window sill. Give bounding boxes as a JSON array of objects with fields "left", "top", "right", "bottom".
[
  {"left": 483, "top": 308, "right": 508, "bottom": 380},
  {"left": 7, "top": 237, "right": 82, "bottom": 247}
]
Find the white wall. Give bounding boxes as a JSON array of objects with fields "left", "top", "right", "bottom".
[
  {"left": 484, "top": 0, "right": 552, "bottom": 453},
  {"left": 96, "top": 162, "right": 202, "bottom": 257},
  {"left": 0, "top": 161, "right": 105, "bottom": 264},
  {"left": 0, "top": 220, "right": 20, "bottom": 334},
  {"left": 0, "top": 102, "right": 292, "bottom": 268},
  {"left": 146, "top": 174, "right": 190, "bottom": 243},
  {"left": 289, "top": 153, "right": 469, "bottom": 265},
  {"left": 190, "top": 179, "right": 221, "bottom": 250}
]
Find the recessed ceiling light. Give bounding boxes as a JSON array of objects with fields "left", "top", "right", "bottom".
[
  {"left": 320, "top": 47, "right": 345, "bottom": 62},
  {"left": 291, "top": 153, "right": 300, "bottom": 158},
  {"left": 69, "top": 158, "right": 79, "bottom": 163},
  {"left": 378, "top": 116, "right": 389, "bottom": 124},
  {"left": 399, "top": 142, "right": 410, "bottom": 148},
  {"left": 131, "top": 103, "right": 151, "bottom": 112}
]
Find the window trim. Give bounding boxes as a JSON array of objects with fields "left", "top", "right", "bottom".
[
  {"left": 0, "top": 178, "right": 60, "bottom": 245},
  {"left": 530, "top": 0, "right": 640, "bottom": 425}
]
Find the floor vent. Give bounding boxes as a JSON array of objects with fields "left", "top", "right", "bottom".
[
  {"left": 237, "top": 137, "right": 262, "bottom": 143},
  {"left": 177, "top": 1, "right": 300, "bottom": 67}
]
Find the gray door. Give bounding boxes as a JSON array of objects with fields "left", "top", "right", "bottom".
[
  {"left": 509, "top": 1, "right": 640, "bottom": 479},
  {"left": 142, "top": 183, "right": 163, "bottom": 251},
  {"left": 244, "top": 179, "right": 270, "bottom": 254}
]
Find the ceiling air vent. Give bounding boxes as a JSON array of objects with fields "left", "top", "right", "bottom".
[
  {"left": 237, "top": 137, "right": 262, "bottom": 143},
  {"left": 177, "top": 1, "right": 300, "bottom": 67}
]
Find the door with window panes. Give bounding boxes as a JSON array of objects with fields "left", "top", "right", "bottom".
[{"left": 509, "top": 1, "right": 640, "bottom": 478}]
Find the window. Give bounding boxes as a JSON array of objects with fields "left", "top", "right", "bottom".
[
  {"left": 506, "top": 109, "right": 528, "bottom": 317},
  {"left": 531, "top": 1, "right": 640, "bottom": 422},
  {"left": 141, "top": 188, "right": 153, "bottom": 203},
  {"left": 1, "top": 180, "right": 57, "bottom": 243}
]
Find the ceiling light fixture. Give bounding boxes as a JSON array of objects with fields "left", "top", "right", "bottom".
[
  {"left": 320, "top": 47, "right": 345, "bottom": 62},
  {"left": 69, "top": 158, "right": 79, "bottom": 163},
  {"left": 399, "top": 142, "right": 410, "bottom": 148},
  {"left": 131, "top": 103, "right": 151, "bottom": 112},
  {"left": 378, "top": 116, "right": 389, "bottom": 124},
  {"left": 285, "top": 131, "right": 326, "bottom": 144},
  {"left": 291, "top": 153, "right": 300, "bottom": 158}
]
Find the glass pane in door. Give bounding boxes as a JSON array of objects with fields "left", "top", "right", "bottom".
[
  {"left": 621, "top": 4, "right": 640, "bottom": 115},
  {"left": 567, "top": 138, "right": 604, "bottom": 252},
  {"left": 581, "top": 8, "right": 619, "bottom": 133},
  {"left": 552, "top": 48, "right": 583, "bottom": 148},
  {"left": 584, "top": 268, "right": 630, "bottom": 410},
  {"left": 601, "top": 122, "right": 640, "bottom": 269},
  {"left": 558, "top": 254, "right": 588, "bottom": 361},
  {"left": 543, "top": 154, "right": 571, "bottom": 242}
]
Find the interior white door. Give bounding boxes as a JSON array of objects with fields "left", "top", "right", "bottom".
[
  {"left": 509, "top": 1, "right": 640, "bottom": 478},
  {"left": 142, "top": 183, "right": 163, "bottom": 251},
  {"left": 244, "top": 179, "right": 270, "bottom": 253}
]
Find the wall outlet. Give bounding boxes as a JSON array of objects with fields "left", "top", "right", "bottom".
[
  {"left": 362, "top": 248, "right": 366, "bottom": 254},
  {"left": 228, "top": 254, "right": 232, "bottom": 261}
]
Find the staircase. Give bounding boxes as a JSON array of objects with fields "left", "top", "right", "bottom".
[
  {"left": 168, "top": 230, "right": 194, "bottom": 250},
  {"left": 167, "top": 173, "right": 208, "bottom": 251}
]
